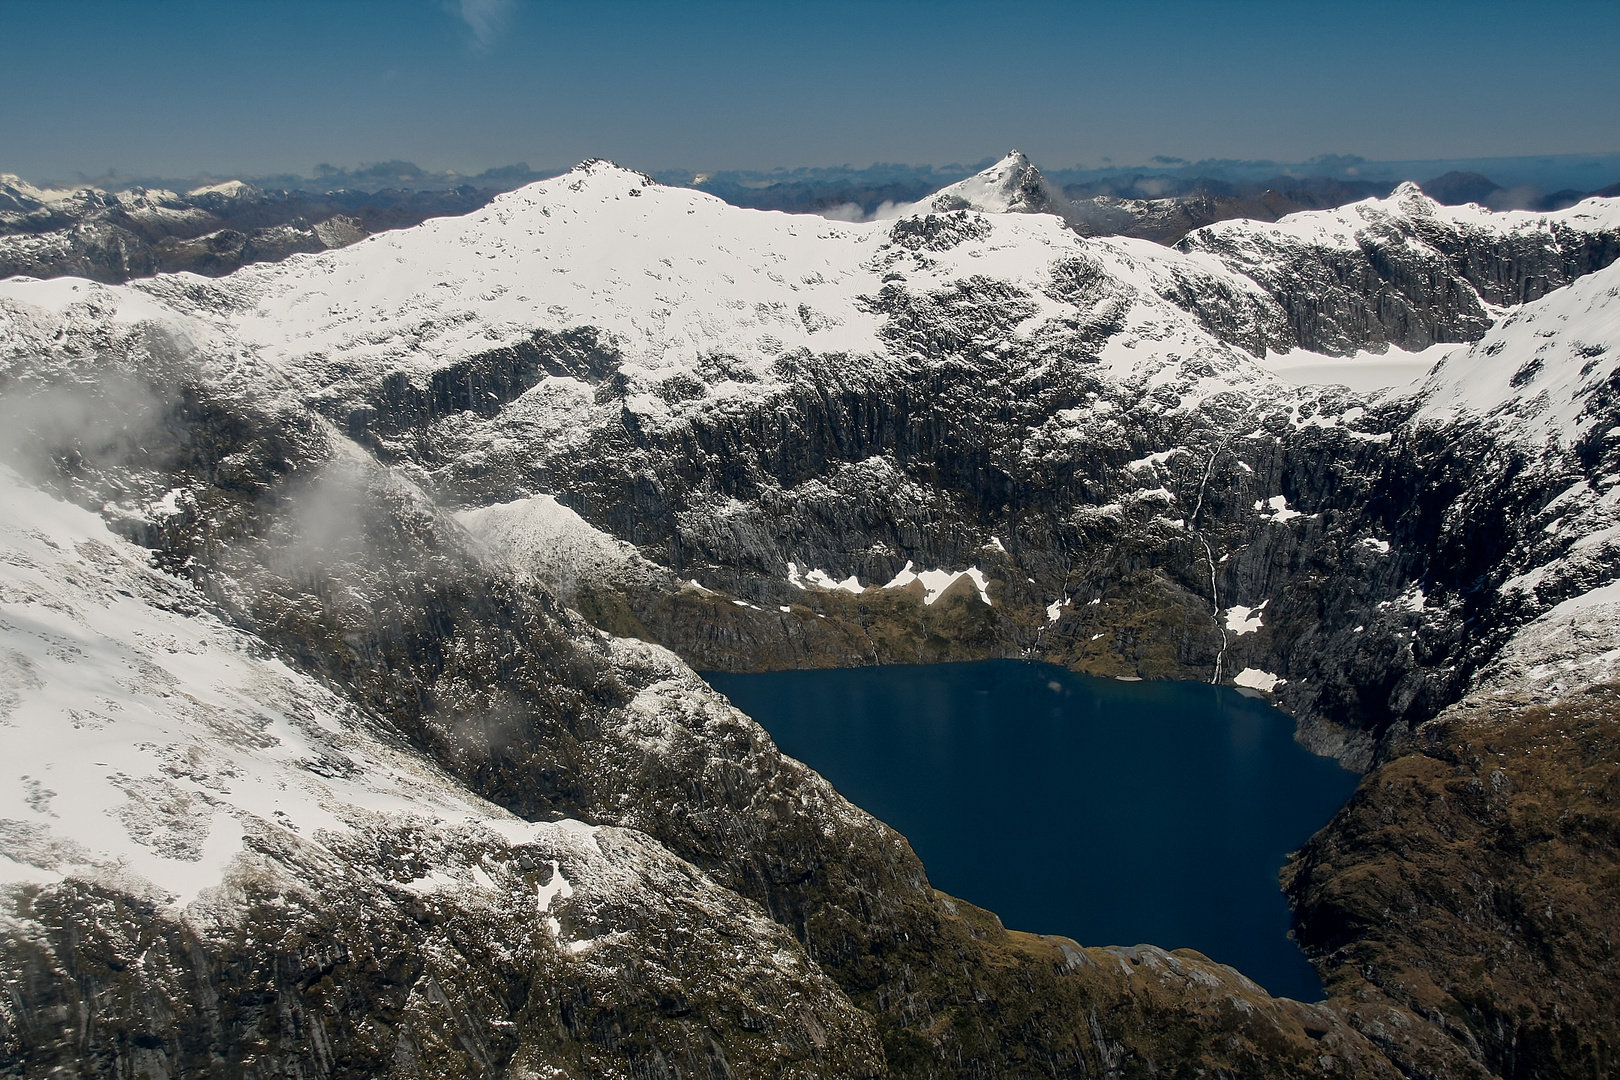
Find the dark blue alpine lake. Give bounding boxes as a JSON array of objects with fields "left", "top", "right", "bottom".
[{"left": 702, "top": 659, "right": 1358, "bottom": 1002}]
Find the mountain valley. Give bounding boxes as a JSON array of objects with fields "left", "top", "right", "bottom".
[{"left": 2, "top": 152, "right": 1619, "bottom": 1078}]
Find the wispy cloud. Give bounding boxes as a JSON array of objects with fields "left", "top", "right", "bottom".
[{"left": 448, "top": 0, "right": 515, "bottom": 51}]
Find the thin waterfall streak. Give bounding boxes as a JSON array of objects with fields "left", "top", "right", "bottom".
[
  {"left": 1201, "top": 533, "right": 1228, "bottom": 685},
  {"left": 1190, "top": 444, "right": 1223, "bottom": 530},
  {"left": 1190, "top": 445, "right": 1228, "bottom": 684}
]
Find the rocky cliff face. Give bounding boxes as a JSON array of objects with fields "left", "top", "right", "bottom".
[
  {"left": 0, "top": 327, "right": 1438, "bottom": 1080},
  {"left": 3, "top": 158, "right": 1620, "bottom": 1078},
  {"left": 1178, "top": 184, "right": 1620, "bottom": 355}
]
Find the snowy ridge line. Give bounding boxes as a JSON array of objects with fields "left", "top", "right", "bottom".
[
  {"left": 0, "top": 462, "right": 758, "bottom": 967},
  {"left": 5, "top": 153, "right": 1610, "bottom": 473},
  {"left": 0, "top": 153, "right": 1467, "bottom": 457},
  {"left": 1187, "top": 180, "right": 1620, "bottom": 255}
]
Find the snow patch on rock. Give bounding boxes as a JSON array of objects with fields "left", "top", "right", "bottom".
[
  {"left": 883, "top": 561, "right": 992, "bottom": 606},
  {"left": 1232, "top": 668, "right": 1285, "bottom": 692},
  {"left": 786, "top": 561, "right": 863, "bottom": 594},
  {"left": 1224, "top": 601, "right": 1268, "bottom": 636},
  {"left": 1257, "top": 495, "right": 1304, "bottom": 523}
]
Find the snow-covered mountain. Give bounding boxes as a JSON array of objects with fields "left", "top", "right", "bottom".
[
  {"left": 0, "top": 456, "right": 893, "bottom": 1076},
  {"left": 4, "top": 158, "right": 1620, "bottom": 743},
  {"left": 4, "top": 154, "right": 1620, "bottom": 1077},
  {"left": 912, "top": 150, "right": 1069, "bottom": 216},
  {"left": 1181, "top": 181, "right": 1620, "bottom": 354}
]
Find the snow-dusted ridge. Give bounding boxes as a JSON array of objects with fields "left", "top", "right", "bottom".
[
  {"left": 1195, "top": 180, "right": 1620, "bottom": 254},
  {"left": 0, "top": 463, "right": 573, "bottom": 904},
  {"left": 5, "top": 156, "right": 1614, "bottom": 437},
  {"left": 1415, "top": 258, "right": 1620, "bottom": 444}
]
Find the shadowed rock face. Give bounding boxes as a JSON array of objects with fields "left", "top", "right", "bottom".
[{"left": 2, "top": 829, "right": 888, "bottom": 1080}]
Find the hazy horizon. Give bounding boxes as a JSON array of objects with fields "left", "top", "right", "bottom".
[
  {"left": 4, "top": 0, "right": 1616, "bottom": 187},
  {"left": 10, "top": 148, "right": 1620, "bottom": 204}
]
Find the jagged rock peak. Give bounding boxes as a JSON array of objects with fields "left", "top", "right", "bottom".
[
  {"left": 566, "top": 157, "right": 660, "bottom": 187},
  {"left": 1388, "top": 179, "right": 1441, "bottom": 214},
  {"left": 927, "top": 149, "right": 1068, "bottom": 216}
]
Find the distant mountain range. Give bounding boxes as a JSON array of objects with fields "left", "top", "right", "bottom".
[{"left": 7, "top": 152, "right": 1618, "bottom": 285}]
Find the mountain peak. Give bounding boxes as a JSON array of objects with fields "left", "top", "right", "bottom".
[
  {"left": 569, "top": 158, "right": 654, "bottom": 181},
  {"left": 924, "top": 150, "right": 1065, "bottom": 216},
  {"left": 1386, "top": 180, "right": 1443, "bottom": 219},
  {"left": 1390, "top": 179, "right": 1435, "bottom": 203},
  {"left": 545, "top": 159, "right": 662, "bottom": 198}
]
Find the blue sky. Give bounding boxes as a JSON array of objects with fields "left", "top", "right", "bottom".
[{"left": 4, "top": 0, "right": 1617, "bottom": 183}]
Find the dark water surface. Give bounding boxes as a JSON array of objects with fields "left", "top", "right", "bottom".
[{"left": 702, "top": 659, "right": 1358, "bottom": 1002}]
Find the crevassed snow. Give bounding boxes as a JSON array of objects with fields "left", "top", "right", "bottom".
[{"left": 883, "top": 561, "right": 992, "bottom": 606}]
